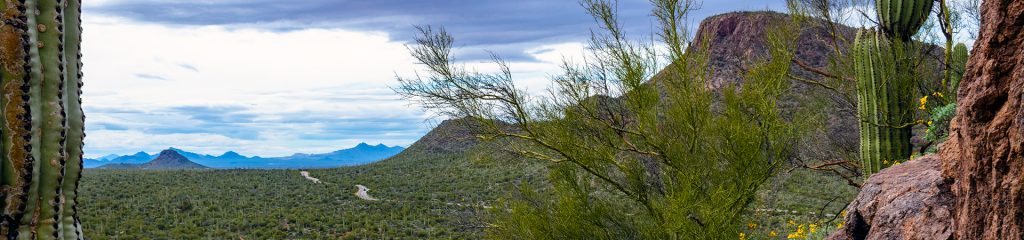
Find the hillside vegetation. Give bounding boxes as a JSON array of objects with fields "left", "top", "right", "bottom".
[{"left": 79, "top": 139, "right": 543, "bottom": 239}]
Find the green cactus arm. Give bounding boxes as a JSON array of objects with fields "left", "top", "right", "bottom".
[
  {"left": 909, "top": 0, "right": 933, "bottom": 40},
  {"left": 18, "top": 0, "right": 46, "bottom": 238},
  {"left": 899, "top": 0, "right": 916, "bottom": 38},
  {"left": 854, "top": 30, "right": 872, "bottom": 176},
  {"left": 0, "top": 0, "right": 35, "bottom": 235},
  {"left": 58, "top": 0, "right": 84, "bottom": 239},
  {"left": 876, "top": 0, "right": 890, "bottom": 33},
  {"left": 949, "top": 43, "right": 969, "bottom": 96},
  {"left": 18, "top": 0, "right": 68, "bottom": 238},
  {"left": 876, "top": 0, "right": 933, "bottom": 41}
]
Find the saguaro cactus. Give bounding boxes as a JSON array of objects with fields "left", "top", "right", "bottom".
[
  {"left": 854, "top": 29, "right": 915, "bottom": 177},
  {"left": 0, "top": 0, "right": 85, "bottom": 239},
  {"left": 856, "top": 0, "right": 933, "bottom": 177},
  {"left": 876, "top": 0, "right": 934, "bottom": 42}
]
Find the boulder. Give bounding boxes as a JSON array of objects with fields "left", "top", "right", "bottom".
[{"left": 828, "top": 155, "right": 952, "bottom": 240}]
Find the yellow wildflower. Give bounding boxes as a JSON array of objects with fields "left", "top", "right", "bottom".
[
  {"left": 919, "top": 96, "right": 928, "bottom": 110},
  {"left": 809, "top": 224, "right": 818, "bottom": 233},
  {"left": 928, "top": 120, "right": 934, "bottom": 125},
  {"left": 739, "top": 232, "right": 746, "bottom": 240},
  {"left": 770, "top": 231, "right": 778, "bottom": 237},
  {"left": 787, "top": 220, "right": 796, "bottom": 226},
  {"left": 788, "top": 224, "right": 808, "bottom": 239},
  {"left": 933, "top": 92, "right": 943, "bottom": 98},
  {"left": 838, "top": 222, "right": 844, "bottom": 229},
  {"left": 748, "top": 223, "right": 757, "bottom": 229},
  {"left": 841, "top": 210, "right": 847, "bottom": 217}
]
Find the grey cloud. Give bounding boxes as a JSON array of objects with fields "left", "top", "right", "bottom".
[
  {"left": 135, "top": 73, "right": 168, "bottom": 81},
  {"left": 88, "top": 0, "right": 789, "bottom": 61},
  {"left": 179, "top": 63, "right": 199, "bottom": 72}
]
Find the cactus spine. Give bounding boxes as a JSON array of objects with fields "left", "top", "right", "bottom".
[
  {"left": 876, "top": 0, "right": 934, "bottom": 42},
  {"left": 0, "top": 0, "right": 85, "bottom": 239}
]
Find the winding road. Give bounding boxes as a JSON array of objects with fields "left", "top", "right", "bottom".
[{"left": 355, "top": 185, "right": 379, "bottom": 201}]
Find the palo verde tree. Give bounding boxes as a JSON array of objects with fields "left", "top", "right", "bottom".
[
  {"left": 0, "top": 0, "right": 86, "bottom": 239},
  {"left": 395, "top": 0, "right": 803, "bottom": 238}
]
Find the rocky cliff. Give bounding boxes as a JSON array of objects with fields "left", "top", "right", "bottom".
[
  {"left": 940, "top": 0, "right": 1024, "bottom": 238},
  {"left": 830, "top": 1, "right": 1024, "bottom": 239}
]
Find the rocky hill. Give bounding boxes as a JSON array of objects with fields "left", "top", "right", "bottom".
[{"left": 99, "top": 150, "right": 208, "bottom": 170}]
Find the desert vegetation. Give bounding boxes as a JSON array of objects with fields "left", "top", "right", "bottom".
[{"left": 6, "top": 0, "right": 1020, "bottom": 239}]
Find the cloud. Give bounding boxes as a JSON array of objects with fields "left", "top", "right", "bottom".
[
  {"left": 178, "top": 63, "right": 199, "bottom": 72},
  {"left": 85, "top": 0, "right": 790, "bottom": 61},
  {"left": 78, "top": 0, "right": 796, "bottom": 158},
  {"left": 134, "top": 73, "right": 168, "bottom": 81}
]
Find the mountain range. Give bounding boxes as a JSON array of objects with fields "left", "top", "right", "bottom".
[
  {"left": 84, "top": 143, "right": 405, "bottom": 169},
  {"left": 98, "top": 150, "right": 209, "bottom": 170}
]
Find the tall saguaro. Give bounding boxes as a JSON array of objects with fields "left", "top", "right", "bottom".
[
  {"left": 941, "top": 0, "right": 1024, "bottom": 238},
  {"left": 0, "top": 0, "right": 86, "bottom": 239}
]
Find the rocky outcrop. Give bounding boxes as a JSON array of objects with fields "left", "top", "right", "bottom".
[
  {"left": 940, "top": 0, "right": 1024, "bottom": 238},
  {"left": 827, "top": 155, "right": 952, "bottom": 240},
  {"left": 686, "top": 12, "right": 861, "bottom": 161}
]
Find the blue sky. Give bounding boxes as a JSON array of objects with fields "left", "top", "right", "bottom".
[{"left": 80, "top": 0, "right": 806, "bottom": 158}]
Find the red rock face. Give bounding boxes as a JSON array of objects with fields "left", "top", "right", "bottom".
[{"left": 940, "top": 0, "right": 1024, "bottom": 239}]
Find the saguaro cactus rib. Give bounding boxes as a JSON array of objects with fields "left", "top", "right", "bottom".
[
  {"left": 0, "top": 0, "right": 35, "bottom": 237},
  {"left": 58, "top": 0, "right": 84, "bottom": 238}
]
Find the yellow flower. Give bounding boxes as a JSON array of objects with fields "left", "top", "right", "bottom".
[
  {"left": 739, "top": 232, "right": 746, "bottom": 240},
  {"left": 841, "top": 210, "right": 847, "bottom": 217},
  {"left": 928, "top": 120, "right": 934, "bottom": 125},
  {"left": 933, "top": 92, "right": 944, "bottom": 98},
  {"left": 748, "top": 223, "right": 758, "bottom": 229},
  {"left": 809, "top": 224, "right": 818, "bottom": 233},
  {"left": 770, "top": 231, "right": 778, "bottom": 237},
  {"left": 787, "top": 224, "right": 808, "bottom": 239},
  {"left": 788, "top": 220, "right": 796, "bottom": 226},
  {"left": 837, "top": 222, "right": 844, "bottom": 229},
  {"left": 919, "top": 96, "right": 928, "bottom": 110}
]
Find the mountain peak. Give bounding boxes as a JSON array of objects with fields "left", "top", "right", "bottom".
[
  {"left": 219, "top": 151, "right": 242, "bottom": 158},
  {"left": 356, "top": 142, "right": 371, "bottom": 148},
  {"left": 142, "top": 150, "right": 207, "bottom": 169}
]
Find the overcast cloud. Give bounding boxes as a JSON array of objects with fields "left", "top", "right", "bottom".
[{"left": 80, "top": 0, "right": 793, "bottom": 158}]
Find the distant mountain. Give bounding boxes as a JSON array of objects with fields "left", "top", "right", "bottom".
[
  {"left": 98, "top": 150, "right": 207, "bottom": 170},
  {"left": 275, "top": 143, "right": 405, "bottom": 165},
  {"left": 87, "top": 143, "right": 405, "bottom": 169},
  {"left": 84, "top": 151, "right": 155, "bottom": 168},
  {"left": 141, "top": 150, "right": 208, "bottom": 169},
  {"left": 406, "top": 118, "right": 514, "bottom": 153}
]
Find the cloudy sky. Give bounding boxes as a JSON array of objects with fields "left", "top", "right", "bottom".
[{"left": 79, "top": 0, "right": 813, "bottom": 158}]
